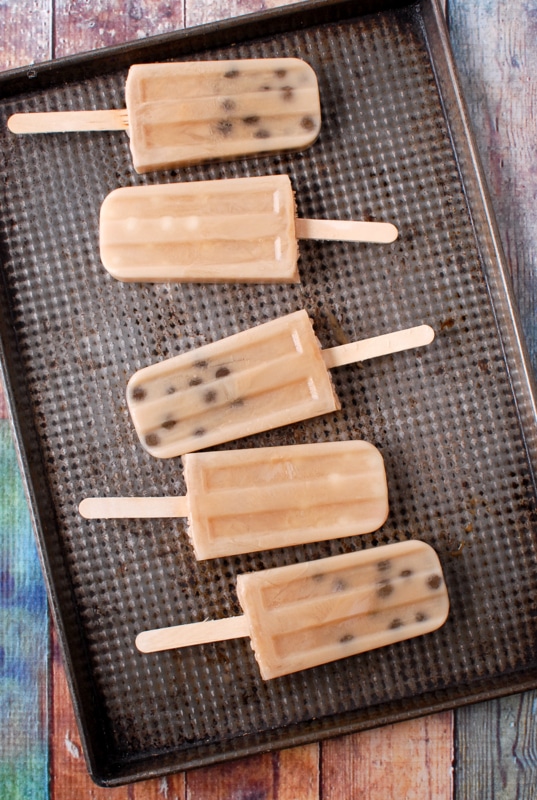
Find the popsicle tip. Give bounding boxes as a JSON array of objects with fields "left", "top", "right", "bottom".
[
  {"left": 385, "top": 223, "right": 399, "bottom": 243},
  {"left": 7, "top": 114, "right": 23, "bottom": 134},
  {"left": 135, "top": 632, "right": 152, "bottom": 653},
  {"left": 78, "top": 499, "right": 93, "bottom": 518}
]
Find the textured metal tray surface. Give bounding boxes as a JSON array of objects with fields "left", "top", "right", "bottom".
[{"left": 1, "top": 0, "right": 537, "bottom": 786}]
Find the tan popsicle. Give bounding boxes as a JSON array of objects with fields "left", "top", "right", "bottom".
[
  {"left": 7, "top": 59, "right": 322, "bottom": 173},
  {"left": 79, "top": 441, "right": 389, "bottom": 559},
  {"left": 126, "top": 309, "right": 435, "bottom": 459},
  {"left": 135, "top": 540, "right": 450, "bottom": 680},
  {"left": 99, "top": 175, "right": 398, "bottom": 283}
]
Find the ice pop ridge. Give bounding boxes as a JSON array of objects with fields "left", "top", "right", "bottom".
[
  {"left": 99, "top": 175, "right": 398, "bottom": 283},
  {"left": 136, "top": 540, "right": 450, "bottom": 680},
  {"left": 126, "top": 310, "right": 435, "bottom": 459},
  {"left": 79, "top": 441, "right": 389, "bottom": 559},
  {"left": 8, "top": 59, "right": 321, "bottom": 173}
]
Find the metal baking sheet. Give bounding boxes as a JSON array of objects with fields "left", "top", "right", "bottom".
[{"left": 1, "top": 0, "right": 537, "bottom": 787}]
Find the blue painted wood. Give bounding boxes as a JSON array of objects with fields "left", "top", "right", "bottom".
[
  {"left": 0, "top": 421, "right": 49, "bottom": 799},
  {"left": 448, "top": 1, "right": 537, "bottom": 797}
]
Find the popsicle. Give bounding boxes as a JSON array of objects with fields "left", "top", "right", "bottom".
[
  {"left": 7, "top": 59, "right": 322, "bottom": 173},
  {"left": 99, "top": 175, "right": 398, "bottom": 283},
  {"left": 136, "top": 540, "right": 449, "bottom": 680},
  {"left": 79, "top": 440, "right": 389, "bottom": 559},
  {"left": 126, "top": 309, "right": 435, "bottom": 459}
]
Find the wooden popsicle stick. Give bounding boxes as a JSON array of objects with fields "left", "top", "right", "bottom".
[
  {"left": 136, "top": 615, "right": 250, "bottom": 653},
  {"left": 7, "top": 108, "right": 129, "bottom": 133},
  {"left": 295, "top": 218, "right": 398, "bottom": 244},
  {"left": 322, "top": 325, "right": 435, "bottom": 370},
  {"left": 79, "top": 495, "right": 189, "bottom": 519}
]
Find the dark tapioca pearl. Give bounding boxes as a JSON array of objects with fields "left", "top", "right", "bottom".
[
  {"left": 377, "top": 560, "right": 391, "bottom": 572},
  {"left": 189, "top": 376, "right": 203, "bottom": 387},
  {"left": 332, "top": 579, "right": 347, "bottom": 593},
  {"left": 340, "top": 633, "right": 354, "bottom": 644},
  {"left": 259, "top": 85, "right": 272, "bottom": 91},
  {"left": 254, "top": 128, "right": 271, "bottom": 139},
  {"left": 221, "top": 98, "right": 236, "bottom": 112},
  {"left": 194, "top": 360, "right": 209, "bottom": 369},
  {"left": 145, "top": 433, "right": 160, "bottom": 448},
  {"left": 377, "top": 581, "right": 394, "bottom": 598},
  {"left": 131, "top": 386, "right": 147, "bottom": 401},
  {"left": 312, "top": 573, "right": 325, "bottom": 583},
  {"left": 230, "top": 398, "right": 245, "bottom": 408},
  {"left": 275, "top": 69, "right": 287, "bottom": 78},
  {"left": 243, "top": 115, "right": 260, "bottom": 126},
  {"left": 204, "top": 390, "right": 217, "bottom": 404},
  {"left": 193, "top": 428, "right": 206, "bottom": 437},
  {"left": 427, "top": 575, "right": 442, "bottom": 590},
  {"left": 415, "top": 612, "right": 428, "bottom": 623},
  {"left": 215, "top": 366, "right": 231, "bottom": 378},
  {"left": 281, "top": 86, "right": 294, "bottom": 101},
  {"left": 300, "top": 116, "right": 316, "bottom": 131},
  {"left": 166, "top": 385, "right": 177, "bottom": 395},
  {"left": 400, "top": 569, "right": 413, "bottom": 578},
  {"left": 162, "top": 419, "right": 177, "bottom": 430},
  {"left": 215, "top": 120, "right": 233, "bottom": 137},
  {"left": 389, "top": 618, "right": 404, "bottom": 630},
  {"left": 224, "top": 69, "right": 240, "bottom": 79}
]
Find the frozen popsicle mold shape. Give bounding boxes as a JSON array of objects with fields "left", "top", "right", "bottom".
[
  {"left": 126, "top": 310, "right": 435, "bottom": 459},
  {"left": 136, "top": 540, "right": 450, "bottom": 680},
  {"left": 79, "top": 441, "right": 389, "bottom": 559},
  {"left": 99, "top": 175, "right": 398, "bottom": 283},
  {"left": 8, "top": 58, "right": 322, "bottom": 173}
]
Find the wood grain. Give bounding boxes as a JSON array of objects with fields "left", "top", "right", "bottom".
[
  {"left": 186, "top": 744, "right": 319, "bottom": 799},
  {"left": 185, "top": 0, "right": 299, "bottom": 27},
  {"left": 53, "top": 0, "right": 185, "bottom": 58},
  {"left": 0, "top": 0, "right": 51, "bottom": 70},
  {"left": 321, "top": 714, "right": 454, "bottom": 800}
]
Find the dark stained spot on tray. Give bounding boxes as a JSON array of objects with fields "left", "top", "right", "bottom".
[
  {"left": 427, "top": 574, "right": 442, "bottom": 590},
  {"left": 131, "top": 386, "right": 146, "bottom": 401}
]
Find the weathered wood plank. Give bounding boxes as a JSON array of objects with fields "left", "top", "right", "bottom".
[
  {"left": 185, "top": 0, "right": 299, "bottom": 27},
  {"left": 0, "top": 0, "right": 52, "bottom": 71},
  {"left": 185, "top": 744, "right": 319, "bottom": 799},
  {"left": 447, "top": 0, "right": 537, "bottom": 366},
  {"left": 321, "top": 713, "right": 453, "bottom": 800},
  {"left": 53, "top": 0, "right": 185, "bottom": 59},
  {"left": 456, "top": 695, "right": 537, "bottom": 800}
]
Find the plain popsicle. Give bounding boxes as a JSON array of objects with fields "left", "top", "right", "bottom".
[
  {"left": 79, "top": 441, "right": 389, "bottom": 559},
  {"left": 99, "top": 175, "right": 398, "bottom": 283},
  {"left": 7, "top": 59, "right": 321, "bottom": 173},
  {"left": 126, "top": 310, "right": 435, "bottom": 458},
  {"left": 136, "top": 540, "right": 450, "bottom": 680}
]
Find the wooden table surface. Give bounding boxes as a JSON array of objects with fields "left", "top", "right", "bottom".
[{"left": 1, "top": 1, "right": 536, "bottom": 797}]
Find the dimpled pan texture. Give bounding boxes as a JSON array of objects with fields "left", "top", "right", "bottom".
[{"left": 1, "top": 0, "right": 537, "bottom": 787}]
